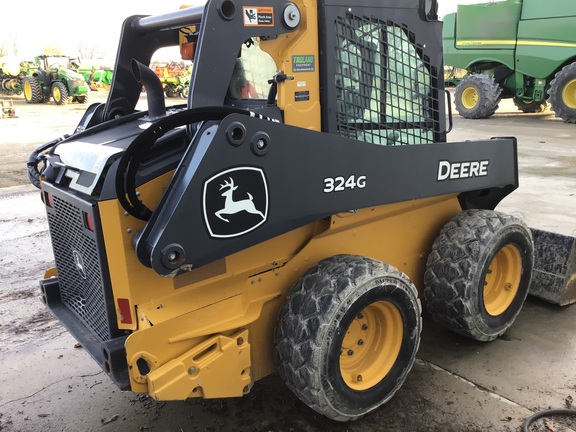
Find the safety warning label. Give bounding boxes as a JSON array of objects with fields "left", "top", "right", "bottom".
[{"left": 243, "top": 7, "right": 274, "bottom": 26}]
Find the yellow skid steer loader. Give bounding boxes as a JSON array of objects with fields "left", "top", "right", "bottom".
[{"left": 28, "top": 0, "right": 535, "bottom": 421}]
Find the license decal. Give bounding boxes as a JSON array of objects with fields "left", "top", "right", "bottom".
[{"left": 292, "top": 55, "right": 315, "bottom": 73}]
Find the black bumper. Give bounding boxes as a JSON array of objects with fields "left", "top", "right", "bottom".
[{"left": 40, "top": 276, "right": 131, "bottom": 390}]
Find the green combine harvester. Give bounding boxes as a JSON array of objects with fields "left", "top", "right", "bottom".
[{"left": 443, "top": 0, "right": 576, "bottom": 122}]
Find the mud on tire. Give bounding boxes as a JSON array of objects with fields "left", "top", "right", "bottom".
[
  {"left": 424, "top": 210, "right": 534, "bottom": 342},
  {"left": 275, "top": 254, "right": 421, "bottom": 422}
]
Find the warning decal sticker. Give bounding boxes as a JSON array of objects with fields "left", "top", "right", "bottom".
[{"left": 243, "top": 7, "right": 274, "bottom": 26}]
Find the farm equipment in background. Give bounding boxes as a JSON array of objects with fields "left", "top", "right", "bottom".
[
  {"left": 153, "top": 61, "right": 192, "bottom": 98},
  {"left": 1, "top": 100, "right": 17, "bottom": 119},
  {"left": 22, "top": 55, "right": 90, "bottom": 105},
  {"left": 27, "top": 0, "right": 572, "bottom": 423},
  {"left": 0, "top": 57, "right": 36, "bottom": 96},
  {"left": 443, "top": 0, "right": 576, "bottom": 122},
  {"left": 78, "top": 67, "right": 114, "bottom": 92},
  {"left": 161, "top": 73, "right": 191, "bottom": 98}
]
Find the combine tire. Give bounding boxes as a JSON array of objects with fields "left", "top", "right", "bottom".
[
  {"left": 52, "top": 82, "right": 69, "bottom": 105},
  {"left": 548, "top": 62, "right": 576, "bottom": 123},
  {"left": 454, "top": 74, "right": 501, "bottom": 119},
  {"left": 513, "top": 97, "right": 548, "bottom": 113},
  {"left": 22, "top": 76, "right": 43, "bottom": 104},
  {"left": 275, "top": 255, "right": 421, "bottom": 422},
  {"left": 424, "top": 210, "right": 534, "bottom": 342}
]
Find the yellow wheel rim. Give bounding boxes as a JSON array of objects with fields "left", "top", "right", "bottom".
[
  {"left": 483, "top": 245, "right": 522, "bottom": 316},
  {"left": 24, "top": 81, "right": 32, "bottom": 100},
  {"left": 562, "top": 79, "right": 576, "bottom": 109},
  {"left": 53, "top": 86, "right": 61, "bottom": 102},
  {"left": 340, "top": 300, "right": 403, "bottom": 391},
  {"left": 461, "top": 86, "right": 478, "bottom": 109}
]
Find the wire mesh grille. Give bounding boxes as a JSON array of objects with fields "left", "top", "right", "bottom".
[
  {"left": 47, "top": 196, "right": 112, "bottom": 342},
  {"left": 335, "top": 14, "right": 439, "bottom": 145}
]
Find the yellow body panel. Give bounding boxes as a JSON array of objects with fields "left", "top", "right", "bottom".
[
  {"left": 260, "top": 0, "right": 321, "bottom": 131},
  {"left": 98, "top": 190, "right": 462, "bottom": 399}
]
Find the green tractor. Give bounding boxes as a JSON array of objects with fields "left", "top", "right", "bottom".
[
  {"left": 161, "top": 73, "right": 191, "bottom": 98},
  {"left": 443, "top": 0, "right": 576, "bottom": 122},
  {"left": 22, "top": 55, "right": 90, "bottom": 105}
]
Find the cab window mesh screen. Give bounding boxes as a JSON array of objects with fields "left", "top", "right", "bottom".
[{"left": 335, "top": 14, "right": 438, "bottom": 145}]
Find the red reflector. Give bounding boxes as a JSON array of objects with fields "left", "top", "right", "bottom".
[
  {"left": 117, "top": 298, "right": 133, "bottom": 324},
  {"left": 83, "top": 212, "right": 94, "bottom": 232},
  {"left": 44, "top": 191, "right": 54, "bottom": 208}
]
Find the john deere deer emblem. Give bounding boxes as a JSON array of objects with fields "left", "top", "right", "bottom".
[{"left": 203, "top": 167, "right": 268, "bottom": 238}]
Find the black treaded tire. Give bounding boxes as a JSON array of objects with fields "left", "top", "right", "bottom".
[
  {"left": 513, "top": 97, "right": 548, "bottom": 113},
  {"left": 275, "top": 254, "right": 421, "bottom": 422},
  {"left": 75, "top": 94, "right": 89, "bottom": 104},
  {"left": 424, "top": 210, "right": 534, "bottom": 342},
  {"left": 548, "top": 62, "right": 576, "bottom": 123},
  {"left": 52, "top": 81, "right": 69, "bottom": 105},
  {"left": 22, "top": 76, "right": 43, "bottom": 104},
  {"left": 454, "top": 74, "right": 502, "bottom": 119}
]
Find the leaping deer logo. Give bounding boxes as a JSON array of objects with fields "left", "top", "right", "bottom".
[{"left": 215, "top": 177, "right": 265, "bottom": 223}]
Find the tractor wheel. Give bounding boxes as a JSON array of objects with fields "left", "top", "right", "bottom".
[
  {"left": 454, "top": 74, "right": 502, "bottom": 119},
  {"left": 22, "top": 76, "right": 43, "bottom": 104},
  {"left": 424, "top": 210, "right": 534, "bottom": 342},
  {"left": 75, "top": 94, "right": 90, "bottom": 104},
  {"left": 179, "top": 87, "right": 189, "bottom": 98},
  {"left": 275, "top": 255, "right": 421, "bottom": 422},
  {"left": 548, "top": 62, "right": 576, "bottom": 123},
  {"left": 165, "top": 88, "right": 178, "bottom": 98},
  {"left": 513, "top": 97, "right": 548, "bottom": 113},
  {"left": 52, "top": 82, "right": 69, "bottom": 105}
]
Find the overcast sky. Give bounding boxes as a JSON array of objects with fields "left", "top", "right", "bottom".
[{"left": 0, "top": 0, "right": 487, "bottom": 61}]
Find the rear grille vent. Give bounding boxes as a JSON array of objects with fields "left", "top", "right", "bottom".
[{"left": 47, "top": 196, "right": 112, "bottom": 342}]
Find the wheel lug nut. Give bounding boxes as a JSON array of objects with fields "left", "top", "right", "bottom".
[
  {"left": 358, "top": 339, "right": 364, "bottom": 346},
  {"left": 357, "top": 313, "right": 364, "bottom": 319},
  {"left": 362, "top": 324, "right": 368, "bottom": 330},
  {"left": 347, "top": 349, "right": 354, "bottom": 356}
]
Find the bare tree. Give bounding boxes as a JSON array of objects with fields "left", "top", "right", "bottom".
[
  {"left": 0, "top": 34, "right": 18, "bottom": 57},
  {"left": 9, "top": 33, "right": 18, "bottom": 56},
  {"left": 78, "top": 43, "right": 102, "bottom": 60},
  {"left": 42, "top": 44, "right": 63, "bottom": 55}
]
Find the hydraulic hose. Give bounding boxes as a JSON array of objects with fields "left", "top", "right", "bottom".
[
  {"left": 115, "top": 106, "right": 278, "bottom": 220},
  {"left": 521, "top": 408, "right": 576, "bottom": 431},
  {"left": 27, "top": 134, "right": 70, "bottom": 189}
]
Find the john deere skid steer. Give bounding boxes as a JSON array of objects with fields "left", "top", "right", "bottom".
[{"left": 28, "top": 0, "right": 534, "bottom": 421}]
